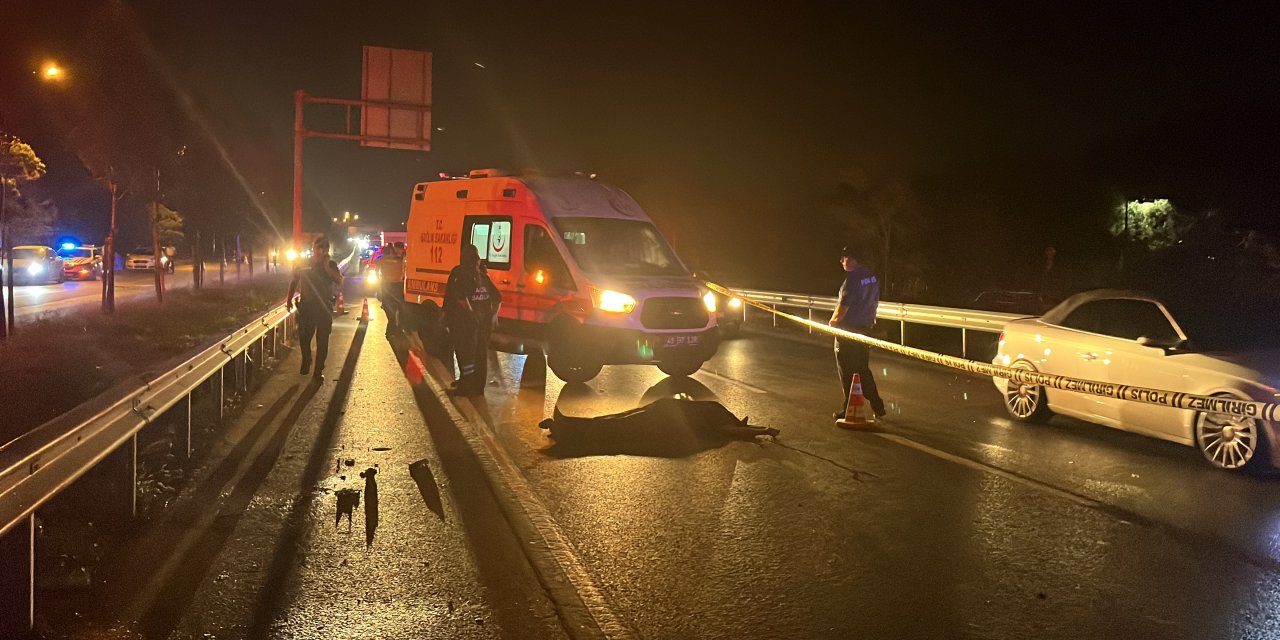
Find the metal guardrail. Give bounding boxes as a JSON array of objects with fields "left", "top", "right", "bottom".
[
  {"left": 0, "top": 304, "right": 291, "bottom": 538},
  {"left": 0, "top": 303, "right": 294, "bottom": 634},
  {"left": 726, "top": 288, "right": 1024, "bottom": 357}
]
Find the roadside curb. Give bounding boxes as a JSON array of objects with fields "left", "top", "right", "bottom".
[{"left": 408, "top": 341, "right": 636, "bottom": 640}]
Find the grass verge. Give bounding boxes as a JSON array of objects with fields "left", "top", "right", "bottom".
[{"left": 0, "top": 276, "right": 287, "bottom": 444}]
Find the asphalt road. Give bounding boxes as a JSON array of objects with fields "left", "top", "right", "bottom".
[
  {"left": 46, "top": 301, "right": 1280, "bottom": 639},
  {"left": 4, "top": 264, "right": 198, "bottom": 320},
  {"left": 442, "top": 321, "right": 1280, "bottom": 639}
]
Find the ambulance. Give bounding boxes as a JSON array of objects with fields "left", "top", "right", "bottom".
[{"left": 403, "top": 170, "right": 720, "bottom": 383}]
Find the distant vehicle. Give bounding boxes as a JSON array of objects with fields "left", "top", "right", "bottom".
[
  {"left": 993, "top": 289, "right": 1280, "bottom": 472},
  {"left": 971, "top": 289, "right": 1051, "bottom": 315},
  {"left": 125, "top": 246, "right": 175, "bottom": 272},
  {"left": 695, "top": 272, "right": 743, "bottom": 338},
  {"left": 3, "top": 245, "right": 65, "bottom": 285},
  {"left": 57, "top": 243, "right": 104, "bottom": 280},
  {"left": 359, "top": 246, "right": 380, "bottom": 272},
  {"left": 403, "top": 169, "right": 720, "bottom": 382}
]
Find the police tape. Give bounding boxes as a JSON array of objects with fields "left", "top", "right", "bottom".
[{"left": 706, "top": 281, "right": 1280, "bottom": 421}]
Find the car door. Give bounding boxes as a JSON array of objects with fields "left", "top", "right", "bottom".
[
  {"left": 1048, "top": 300, "right": 1122, "bottom": 424},
  {"left": 517, "top": 223, "right": 576, "bottom": 325},
  {"left": 1100, "top": 299, "right": 1192, "bottom": 440}
]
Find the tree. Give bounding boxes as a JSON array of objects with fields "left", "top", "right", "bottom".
[
  {"left": 0, "top": 136, "right": 48, "bottom": 336},
  {"left": 832, "top": 165, "right": 927, "bottom": 298},
  {"left": 1111, "top": 198, "right": 1190, "bottom": 251},
  {"left": 147, "top": 200, "right": 184, "bottom": 301},
  {"left": 62, "top": 3, "right": 184, "bottom": 312}
]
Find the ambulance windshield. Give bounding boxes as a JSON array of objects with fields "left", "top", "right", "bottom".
[{"left": 552, "top": 218, "right": 685, "bottom": 277}]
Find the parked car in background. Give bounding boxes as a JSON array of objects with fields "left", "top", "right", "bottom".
[
  {"left": 993, "top": 289, "right": 1280, "bottom": 472},
  {"left": 57, "top": 243, "right": 104, "bottom": 280},
  {"left": 972, "top": 289, "right": 1052, "bottom": 315},
  {"left": 3, "top": 246, "right": 66, "bottom": 285},
  {"left": 125, "top": 246, "right": 175, "bottom": 272}
]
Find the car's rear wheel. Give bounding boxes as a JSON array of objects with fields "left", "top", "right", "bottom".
[
  {"left": 1003, "top": 361, "right": 1052, "bottom": 422},
  {"left": 1195, "top": 395, "right": 1268, "bottom": 471}
]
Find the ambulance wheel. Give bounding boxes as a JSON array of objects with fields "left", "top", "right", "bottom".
[
  {"left": 548, "top": 353, "right": 602, "bottom": 383},
  {"left": 657, "top": 356, "right": 704, "bottom": 377}
]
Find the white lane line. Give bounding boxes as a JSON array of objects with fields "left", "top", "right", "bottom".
[
  {"left": 695, "top": 369, "right": 770, "bottom": 394},
  {"left": 419, "top": 354, "right": 637, "bottom": 639}
]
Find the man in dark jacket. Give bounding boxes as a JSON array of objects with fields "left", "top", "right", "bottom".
[
  {"left": 829, "top": 245, "right": 886, "bottom": 418},
  {"left": 287, "top": 236, "right": 343, "bottom": 380},
  {"left": 444, "top": 244, "right": 501, "bottom": 395}
]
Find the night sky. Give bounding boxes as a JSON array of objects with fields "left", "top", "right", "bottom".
[{"left": 4, "top": 1, "right": 1277, "bottom": 295}]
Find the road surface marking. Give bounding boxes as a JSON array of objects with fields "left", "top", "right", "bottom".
[{"left": 696, "top": 369, "right": 769, "bottom": 394}]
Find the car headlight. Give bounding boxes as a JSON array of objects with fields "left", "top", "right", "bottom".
[
  {"left": 594, "top": 288, "right": 636, "bottom": 314},
  {"left": 286, "top": 249, "right": 299, "bottom": 262},
  {"left": 366, "top": 271, "right": 379, "bottom": 284},
  {"left": 27, "top": 263, "right": 43, "bottom": 275},
  {"left": 727, "top": 297, "right": 742, "bottom": 310},
  {"left": 703, "top": 290, "right": 717, "bottom": 313}
]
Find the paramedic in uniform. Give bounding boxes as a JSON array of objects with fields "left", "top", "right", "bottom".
[
  {"left": 444, "top": 244, "right": 501, "bottom": 395},
  {"left": 830, "top": 245, "right": 887, "bottom": 418},
  {"left": 287, "top": 236, "right": 343, "bottom": 380},
  {"left": 374, "top": 242, "right": 405, "bottom": 337}
]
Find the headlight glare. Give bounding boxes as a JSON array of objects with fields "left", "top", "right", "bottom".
[
  {"left": 366, "top": 271, "right": 379, "bottom": 284},
  {"left": 594, "top": 288, "right": 636, "bottom": 314},
  {"left": 727, "top": 297, "right": 742, "bottom": 310},
  {"left": 703, "top": 291, "right": 717, "bottom": 313},
  {"left": 27, "top": 263, "right": 43, "bottom": 275}
]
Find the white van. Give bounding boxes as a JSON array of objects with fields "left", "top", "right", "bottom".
[{"left": 403, "top": 170, "right": 720, "bottom": 382}]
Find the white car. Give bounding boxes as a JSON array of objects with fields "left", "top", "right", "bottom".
[
  {"left": 993, "top": 289, "right": 1280, "bottom": 471},
  {"left": 125, "top": 246, "right": 175, "bottom": 272},
  {"left": 3, "top": 245, "right": 66, "bottom": 285}
]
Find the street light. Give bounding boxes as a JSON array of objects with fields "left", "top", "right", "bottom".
[{"left": 38, "top": 61, "right": 66, "bottom": 84}]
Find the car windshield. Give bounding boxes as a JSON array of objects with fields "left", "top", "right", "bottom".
[
  {"left": 1164, "top": 296, "right": 1280, "bottom": 352},
  {"left": 550, "top": 217, "right": 685, "bottom": 277},
  {"left": 130, "top": 247, "right": 152, "bottom": 255},
  {"left": 13, "top": 249, "right": 42, "bottom": 260},
  {"left": 59, "top": 248, "right": 94, "bottom": 259}
]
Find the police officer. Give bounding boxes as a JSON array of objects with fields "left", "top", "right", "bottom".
[
  {"left": 287, "top": 236, "right": 343, "bottom": 380},
  {"left": 444, "top": 244, "right": 501, "bottom": 396},
  {"left": 374, "top": 242, "right": 405, "bottom": 337},
  {"left": 830, "top": 245, "right": 886, "bottom": 419}
]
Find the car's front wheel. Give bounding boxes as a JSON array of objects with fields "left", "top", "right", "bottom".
[
  {"left": 1195, "top": 395, "right": 1268, "bottom": 471},
  {"left": 657, "top": 356, "right": 704, "bottom": 377},
  {"left": 1003, "top": 361, "right": 1052, "bottom": 422}
]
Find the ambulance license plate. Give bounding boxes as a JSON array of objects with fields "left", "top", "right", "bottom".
[{"left": 662, "top": 334, "right": 699, "bottom": 348}]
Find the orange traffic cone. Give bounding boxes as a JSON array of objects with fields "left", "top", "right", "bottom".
[
  {"left": 836, "top": 373, "right": 876, "bottom": 430},
  {"left": 359, "top": 298, "right": 370, "bottom": 323},
  {"left": 405, "top": 350, "right": 425, "bottom": 385},
  {"left": 335, "top": 290, "right": 347, "bottom": 315}
]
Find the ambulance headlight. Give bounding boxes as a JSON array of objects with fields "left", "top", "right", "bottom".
[
  {"left": 366, "top": 271, "right": 379, "bottom": 284},
  {"left": 727, "top": 297, "right": 742, "bottom": 310},
  {"left": 594, "top": 288, "right": 636, "bottom": 314},
  {"left": 702, "top": 291, "right": 717, "bottom": 313},
  {"left": 285, "top": 249, "right": 299, "bottom": 262}
]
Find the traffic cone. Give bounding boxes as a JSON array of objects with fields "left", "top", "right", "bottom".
[
  {"left": 405, "top": 350, "right": 425, "bottom": 385},
  {"left": 335, "top": 290, "right": 347, "bottom": 315},
  {"left": 359, "top": 298, "right": 370, "bottom": 323},
  {"left": 836, "top": 373, "right": 876, "bottom": 430}
]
